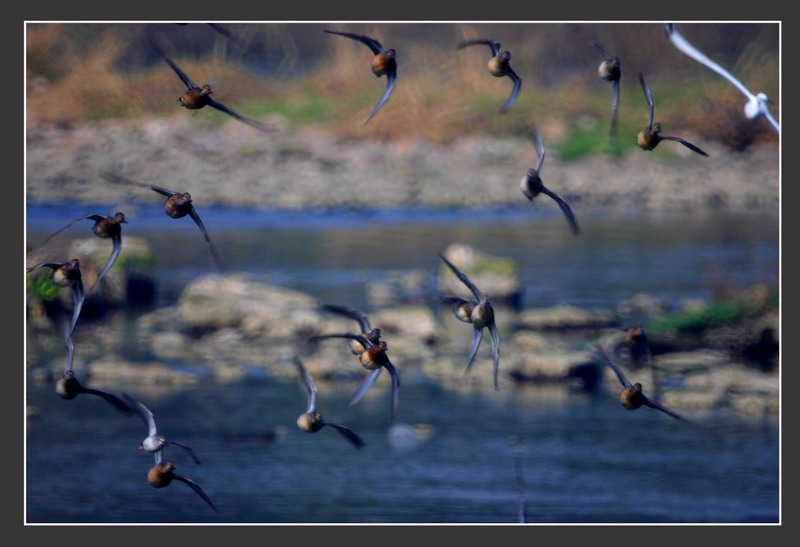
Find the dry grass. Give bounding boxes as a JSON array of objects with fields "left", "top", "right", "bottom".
[{"left": 25, "top": 22, "right": 779, "bottom": 149}]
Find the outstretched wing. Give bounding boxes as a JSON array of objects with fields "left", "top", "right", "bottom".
[
  {"left": 500, "top": 69, "right": 521, "bottom": 113},
  {"left": 101, "top": 171, "right": 177, "bottom": 197},
  {"left": 639, "top": 73, "right": 655, "bottom": 131},
  {"left": 383, "top": 359, "right": 401, "bottom": 421},
  {"left": 123, "top": 393, "right": 159, "bottom": 437},
  {"left": 642, "top": 398, "right": 692, "bottom": 424},
  {"left": 665, "top": 23, "right": 754, "bottom": 101},
  {"left": 532, "top": 132, "right": 546, "bottom": 173},
  {"left": 596, "top": 345, "right": 632, "bottom": 388},
  {"left": 463, "top": 326, "right": 484, "bottom": 379},
  {"left": 348, "top": 368, "right": 382, "bottom": 407},
  {"left": 364, "top": 70, "right": 396, "bottom": 125},
  {"left": 187, "top": 206, "right": 225, "bottom": 272},
  {"left": 172, "top": 474, "right": 220, "bottom": 513},
  {"left": 88, "top": 232, "right": 122, "bottom": 294},
  {"left": 167, "top": 440, "right": 202, "bottom": 465},
  {"left": 206, "top": 97, "right": 275, "bottom": 134},
  {"left": 440, "top": 254, "right": 483, "bottom": 302},
  {"left": 540, "top": 186, "right": 581, "bottom": 235},
  {"left": 293, "top": 355, "right": 317, "bottom": 414},
  {"left": 458, "top": 39, "right": 501, "bottom": 57},
  {"left": 488, "top": 322, "right": 501, "bottom": 392},
  {"left": 320, "top": 304, "right": 372, "bottom": 333},
  {"left": 659, "top": 136, "right": 709, "bottom": 157},
  {"left": 324, "top": 423, "right": 366, "bottom": 449},
  {"left": 324, "top": 30, "right": 384, "bottom": 55},
  {"left": 38, "top": 214, "right": 100, "bottom": 247}
]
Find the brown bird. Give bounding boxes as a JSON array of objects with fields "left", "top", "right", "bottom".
[
  {"left": 458, "top": 39, "right": 522, "bottom": 113},
  {"left": 310, "top": 332, "right": 400, "bottom": 420},
  {"left": 596, "top": 345, "right": 690, "bottom": 423},
  {"left": 637, "top": 73, "right": 708, "bottom": 157},
  {"left": 293, "top": 354, "right": 365, "bottom": 449},
  {"left": 56, "top": 370, "right": 132, "bottom": 414},
  {"left": 26, "top": 258, "right": 85, "bottom": 339},
  {"left": 324, "top": 30, "right": 397, "bottom": 125},
  {"left": 147, "top": 28, "right": 274, "bottom": 134},
  {"left": 520, "top": 131, "right": 580, "bottom": 236},
  {"left": 440, "top": 253, "right": 501, "bottom": 390},
  {"left": 101, "top": 171, "right": 225, "bottom": 271},
  {"left": 589, "top": 40, "right": 620, "bottom": 140},
  {"left": 147, "top": 461, "right": 219, "bottom": 513},
  {"left": 319, "top": 303, "right": 382, "bottom": 355},
  {"left": 39, "top": 213, "right": 127, "bottom": 295}
]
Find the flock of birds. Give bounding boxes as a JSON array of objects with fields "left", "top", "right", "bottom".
[{"left": 26, "top": 22, "right": 778, "bottom": 520}]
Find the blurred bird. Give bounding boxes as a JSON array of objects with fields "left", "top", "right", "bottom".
[
  {"left": 101, "top": 171, "right": 225, "bottom": 271},
  {"left": 665, "top": 23, "right": 779, "bottom": 134},
  {"left": 440, "top": 253, "right": 501, "bottom": 390},
  {"left": 310, "top": 332, "right": 400, "bottom": 421},
  {"left": 55, "top": 345, "right": 132, "bottom": 415},
  {"left": 293, "top": 355, "right": 365, "bottom": 449},
  {"left": 123, "top": 393, "right": 202, "bottom": 465},
  {"left": 596, "top": 345, "right": 691, "bottom": 424},
  {"left": 39, "top": 212, "right": 127, "bottom": 295},
  {"left": 589, "top": 40, "right": 621, "bottom": 141},
  {"left": 458, "top": 39, "right": 522, "bottom": 113},
  {"left": 521, "top": 131, "right": 580, "bottom": 236},
  {"left": 26, "top": 258, "right": 84, "bottom": 339},
  {"left": 147, "top": 461, "right": 219, "bottom": 513},
  {"left": 319, "top": 303, "right": 382, "bottom": 355},
  {"left": 637, "top": 73, "right": 709, "bottom": 157},
  {"left": 324, "top": 30, "right": 397, "bottom": 125},
  {"left": 147, "top": 28, "right": 274, "bottom": 133}
]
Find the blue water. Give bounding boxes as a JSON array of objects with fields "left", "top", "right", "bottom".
[
  {"left": 25, "top": 203, "right": 779, "bottom": 313},
  {"left": 25, "top": 379, "right": 779, "bottom": 524},
  {"left": 24, "top": 203, "right": 780, "bottom": 523}
]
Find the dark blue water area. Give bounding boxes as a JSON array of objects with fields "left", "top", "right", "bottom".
[
  {"left": 25, "top": 202, "right": 780, "bottom": 315},
  {"left": 25, "top": 379, "right": 779, "bottom": 524}
]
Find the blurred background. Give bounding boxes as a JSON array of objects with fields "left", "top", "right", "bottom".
[{"left": 25, "top": 22, "right": 780, "bottom": 525}]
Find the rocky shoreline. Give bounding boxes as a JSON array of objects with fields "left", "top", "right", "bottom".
[
  {"left": 26, "top": 118, "right": 779, "bottom": 212},
  {"left": 26, "top": 242, "right": 779, "bottom": 420}
]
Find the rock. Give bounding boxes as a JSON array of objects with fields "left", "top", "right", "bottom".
[
  {"left": 516, "top": 305, "right": 617, "bottom": 331},
  {"left": 617, "top": 293, "right": 672, "bottom": 319}
]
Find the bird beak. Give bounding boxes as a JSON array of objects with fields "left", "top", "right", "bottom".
[{"left": 138, "top": 445, "right": 144, "bottom": 450}]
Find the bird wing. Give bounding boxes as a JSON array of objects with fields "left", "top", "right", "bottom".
[
  {"left": 500, "top": 69, "right": 521, "bottom": 113},
  {"left": 81, "top": 386, "right": 133, "bottom": 414},
  {"left": 463, "top": 326, "right": 484, "bottom": 379},
  {"left": 364, "top": 70, "right": 396, "bottom": 126},
  {"left": 167, "top": 440, "right": 202, "bottom": 465},
  {"left": 659, "top": 136, "right": 709, "bottom": 157},
  {"left": 321, "top": 304, "right": 372, "bottom": 333},
  {"left": 67, "top": 278, "right": 85, "bottom": 339},
  {"left": 589, "top": 39, "right": 611, "bottom": 60},
  {"left": 458, "top": 39, "right": 501, "bottom": 57},
  {"left": 206, "top": 97, "right": 274, "bottom": 134},
  {"left": 383, "top": 359, "right": 401, "bottom": 420},
  {"left": 440, "top": 253, "right": 484, "bottom": 302},
  {"left": 665, "top": 23, "right": 754, "bottom": 101},
  {"left": 88, "top": 232, "right": 122, "bottom": 294},
  {"left": 172, "top": 474, "right": 220, "bottom": 513},
  {"left": 532, "top": 132, "right": 546, "bottom": 173},
  {"left": 642, "top": 398, "right": 692, "bottom": 424},
  {"left": 187, "top": 206, "right": 225, "bottom": 272},
  {"left": 101, "top": 171, "right": 177, "bottom": 197},
  {"left": 123, "top": 393, "right": 159, "bottom": 437},
  {"left": 293, "top": 355, "right": 317, "bottom": 414},
  {"left": 596, "top": 345, "right": 632, "bottom": 388},
  {"left": 348, "top": 368, "right": 382, "bottom": 407},
  {"left": 39, "top": 214, "right": 99, "bottom": 247},
  {"left": 324, "top": 30, "right": 384, "bottom": 54},
  {"left": 311, "top": 332, "right": 372, "bottom": 348},
  {"left": 639, "top": 73, "right": 655, "bottom": 130},
  {"left": 610, "top": 79, "right": 620, "bottom": 138},
  {"left": 540, "top": 187, "right": 581, "bottom": 235},
  {"left": 488, "top": 322, "right": 501, "bottom": 391},
  {"left": 324, "top": 423, "right": 366, "bottom": 449}
]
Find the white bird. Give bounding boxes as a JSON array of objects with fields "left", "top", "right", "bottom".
[
  {"left": 123, "top": 393, "right": 202, "bottom": 465},
  {"left": 665, "top": 23, "right": 779, "bottom": 134}
]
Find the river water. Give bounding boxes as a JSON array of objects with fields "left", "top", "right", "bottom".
[{"left": 24, "top": 203, "right": 780, "bottom": 524}]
